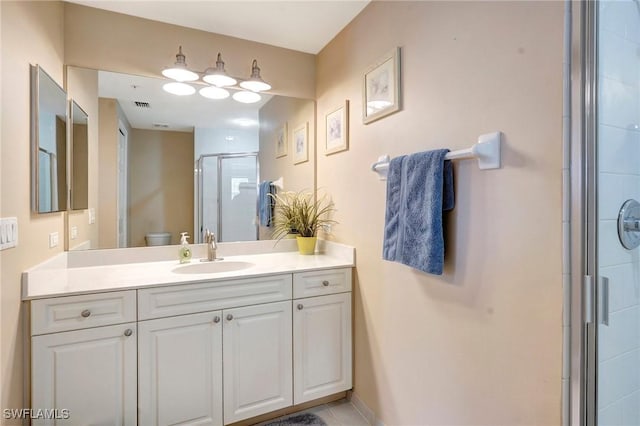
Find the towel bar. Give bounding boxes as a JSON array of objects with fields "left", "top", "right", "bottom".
[
  {"left": 371, "top": 131, "right": 502, "bottom": 180},
  {"left": 272, "top": 176, "right": 284, "bottom": 189}
]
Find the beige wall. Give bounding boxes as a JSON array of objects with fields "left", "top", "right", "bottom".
[
  {"left": 316, "top": 2, "right": 563, "bottom": 425},
  {"left": 0, "top": 0, "right": 65, "bottom": 419},
  {"left": 66, "top": 66, "right": 99, "bottom": 250},
  {"left": 129, "top": 129, "right": 194, "bottom": 247},
  {"left": 258, "top": 97, "right": 316, "bottom": 240},
  {"left": 63, "top": 3, "right": 315, "bottom": 99}
]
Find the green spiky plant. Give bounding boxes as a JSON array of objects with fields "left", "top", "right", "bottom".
[{"left": 270, "top": 191, "right": 337, "bottom": 240}]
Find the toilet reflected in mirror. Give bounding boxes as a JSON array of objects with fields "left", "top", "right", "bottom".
[{"left": 145, "top": 232, "right": 172, "bottom": 247}]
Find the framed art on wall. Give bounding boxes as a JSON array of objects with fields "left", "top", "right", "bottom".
[
  {"left": 363, "top": 47, "right": 401, "bottom": 124},
  {"left": 325, "top": 100, "right": 349, "bottom": 155},
  {"left": 293, "top": 122, "right": 309, "bottom": 164},
  {"left": 275, "top": 122, "right": 288, "bottom": 158}
]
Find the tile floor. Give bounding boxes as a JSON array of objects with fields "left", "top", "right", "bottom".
[{"left": 256, "top": 399, "right": 370, "bottom": 426}]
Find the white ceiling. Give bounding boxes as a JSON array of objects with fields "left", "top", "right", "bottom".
[
  {"left": 99, "top": 70, "right": 272, "bottom": 132},
  {"left": 65, "top": 0, "right": 370, "bottom": 54}
]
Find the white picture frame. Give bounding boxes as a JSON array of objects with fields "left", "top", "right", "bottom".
[
  {"left": 293, "top": 122, "right": 309, "bottom": 165},
  {"left": 275, "top": 122, "right": 288, "bottom": 158},
  {"left": 325, "top": 100, "right": 349, "bottom": 155},
  {"left": 363, "top": 47, "right": 401, "bottom": 124}
]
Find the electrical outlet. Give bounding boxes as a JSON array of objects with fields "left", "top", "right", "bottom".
[
  {"left": 71, "top": 226, "right": 78, "bottom": 240},
  {"left": 49, "top": 232, "right": 59, "bottom": 248},
  {"left": 0, "top": 217, "right": 18, "bottom": 250}
]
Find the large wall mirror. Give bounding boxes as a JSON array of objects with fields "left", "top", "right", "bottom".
[
  {"left": 31, "top": 65, "right": 68, "bottom": 213},
  {"left": 65, "top": 66, "right": 315, "bottom": 250}
]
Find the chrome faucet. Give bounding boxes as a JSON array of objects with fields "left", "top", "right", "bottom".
[{"left": 202, "top": 229, "right": 222, "bottom": 262}]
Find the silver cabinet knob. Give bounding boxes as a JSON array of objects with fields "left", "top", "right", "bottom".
[
  {"left": 124, "top": 329, "right": 133, "bottom": 337},
  {"left": 322, "top": 280, "right": 329, "bottom": 287},
  {"left": 213, "top": 316, "right": 221, "bottom": 323},
  {"left": 297, "top": 304, "right": 304, "bottom": 310},
  {"left": 226, "top": 314, "right": 234, "bottom": 321},
  {"left": 81, "top": 309, "right": 91, "bottom": 318}
]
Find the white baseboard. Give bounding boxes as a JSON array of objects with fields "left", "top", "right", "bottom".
[{"left": 350, "top": 392, "right": 385, "bottom": 426}]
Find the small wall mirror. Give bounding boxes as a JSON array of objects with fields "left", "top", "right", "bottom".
[
  {"left": 70, "top": 100, "right": 89, "bottom": 210},
  {"left": 31, "top": 65, "right": 68, "bottom": 213}
]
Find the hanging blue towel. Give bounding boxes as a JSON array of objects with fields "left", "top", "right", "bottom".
[
  {"left": 259, "top": 181, "right": 275, "bottom": 227},
  {"left": 383, "top": 149, "right": 454, "bottom": 275}
]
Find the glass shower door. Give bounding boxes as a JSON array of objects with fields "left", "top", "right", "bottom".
[
  {"left": 594, "top": 1, "right": 640, "bottom": 424},
  {"left": 218, "top": 155, "right": 258, "bottom": 242},
  {"left": 197, "top": 154, "right": 258, "bottom": 243}
]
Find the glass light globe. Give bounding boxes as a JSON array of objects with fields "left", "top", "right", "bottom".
[
  {"left": 199, "top": 86, "right": 230, "bottom": 100},
  {"left": 163, "top": 82, "right": 196, "bottom": 96},
  {"left": 232, "top": 91, "right": 261, "bottom": 104}
]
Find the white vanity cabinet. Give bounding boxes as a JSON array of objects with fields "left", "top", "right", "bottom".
[
  {"left": 30, "top": 289, "right": 138, "bottom": 426},
  {"left": 223, "top": 301, "right": 293, "bottom": 423},
  {"left": 28, "top": 267, "right": 352, "bottom": 426},
  {"left": 292, "top": 269, "right": 352, "bottom": 405},
  {"left": 138, "top": 311, "right": 223, "bottom": 426}
]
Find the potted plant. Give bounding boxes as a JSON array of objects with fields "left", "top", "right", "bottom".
[{"left": 270, "top": 191, "right": 336, "bottom": 255}]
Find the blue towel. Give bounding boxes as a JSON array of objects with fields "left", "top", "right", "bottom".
[
  {"left": 259, "top": 181, "right": 275, "bottom": 227},
  {"left": 383, "top": 149, "right": 454, "bottom": 275}
]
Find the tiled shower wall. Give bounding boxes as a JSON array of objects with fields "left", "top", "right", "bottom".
[{"left": 597, "top": 1, "right": 640, "bottom": 424}]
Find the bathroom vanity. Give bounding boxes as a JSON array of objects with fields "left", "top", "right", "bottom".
[{"left": 22, "top": 241, "right": 354, "bottom": 425}]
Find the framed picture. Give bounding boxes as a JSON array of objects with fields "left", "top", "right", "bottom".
[
  {"left": 293, "top": 122, "right": 308, "bottom": 164},
  {"left": 275, "top": 122, "right": 288, "bottom": 158},
  {"left": 363, "top": 47, "right": 401, "bottom": 124},
  {"left": 325, "top": 100, "right": 349, "bottom": 155}
]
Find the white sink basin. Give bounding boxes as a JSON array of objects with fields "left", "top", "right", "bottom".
[{"left": 172, "top": 261, "right": 254, "bottom": 274}]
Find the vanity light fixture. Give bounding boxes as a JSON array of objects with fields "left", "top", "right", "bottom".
[
  {"left": 232, "top": 90, "right": 262, "bottom": 104},
  {"left": 199, "top": 86, "right": 230, "bottom": 100},
  {"left": 163, "top": 82, "right": 196, "bottom": 96},
  {"left": 239, "top": 60, "right": 272, "bottom": 92},
  {"left": 161, "top": 46, "right": 270, "bottom": 104},
  {"left": 161, "top": 46, "right": 199, "bottom": 82},
  {"left": 203, "top": 53, "right": 237, "bottom": 87}
]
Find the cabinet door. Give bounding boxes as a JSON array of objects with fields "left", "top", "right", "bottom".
[
  {"left": 31, "top": 323, "right": 137, "bottom": 425},
  {"left": 223, "top": 301, "right": 292, "bottom": 423},
  {"left": 138, "top": 311, "right": 223, "bottom": 426},
  {"left": 293, "top": 293, "right": 352, "bottom": 404}
]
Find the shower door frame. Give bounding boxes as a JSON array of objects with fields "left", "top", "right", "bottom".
[
  {"left": 569, "top": 0, "right": 595, "bottom": 425},
  {"left": 195, "top": 152, "right": 260, "bottom": 243}
]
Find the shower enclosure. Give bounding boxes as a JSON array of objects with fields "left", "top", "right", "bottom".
[
  {"left": 195, "top": 153, "right": 259, "bottom": 243},
  {"left": 579, "top": 1, "right": 640, "bottom": 425}
]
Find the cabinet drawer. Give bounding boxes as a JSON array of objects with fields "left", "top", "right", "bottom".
[
  {"left": 138, "top": 274, "right": 292, "bottom": 320},
  {"left": 293, "top": 268, "right": 352, "bottom": 298},
  {"left": 31, "top": 290, "right": 137, "bottom": 336}
]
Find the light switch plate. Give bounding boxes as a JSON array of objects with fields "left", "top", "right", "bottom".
[
  {"left": 89, "top": 208, "right": 95, "bottom": 224},
  {"left": 0, "top": 217, "right": 18, "bottom": 250},
  {"left": 71, "top": 226, "right": 78, "bottom": 240},
  {"left": 49, "top": 232, "right": 59, "bottom": 248}
]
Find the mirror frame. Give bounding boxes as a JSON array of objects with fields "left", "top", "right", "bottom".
[
  {"left": 30, "top": 64, "right": 69, "bottom": 214},
  {"left": 69, "top": 99, "right": 89, "bottom": 211}
]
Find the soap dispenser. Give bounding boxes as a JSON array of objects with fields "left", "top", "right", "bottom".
[{"left": 179, "top": 232, "right": 192, "bottom": 264}]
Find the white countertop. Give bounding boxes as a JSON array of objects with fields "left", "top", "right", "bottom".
[{"left": 22, "top": 241, "right": 355, "bottom": 300}]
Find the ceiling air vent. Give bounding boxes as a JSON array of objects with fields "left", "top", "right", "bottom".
[
  {"left": 134, "top": 101, "right": 151, "bottom": 108},
  {"left": 152, "top": 123, "right": 170, "bottom": 129}
]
